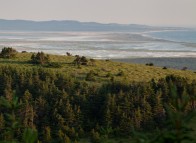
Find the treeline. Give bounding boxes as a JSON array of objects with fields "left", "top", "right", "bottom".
[{"left": 0, "top": 65, "right": 196, "bottom": 142}]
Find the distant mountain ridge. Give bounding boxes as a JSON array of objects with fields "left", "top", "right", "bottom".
[{"left": 0, "top": 19, "right": 182, "bottom": 32}]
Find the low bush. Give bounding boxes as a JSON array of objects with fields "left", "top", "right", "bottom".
[
  {"left": 47, "top": 62, "right": 63, "bottom": 68},
  {"left": 146, "top": 63, "right": 154, "bottom": 66},
  {"left": 73, "top": 55, "right": 88, "bottom": 66},
  {"left": 182, "top": 67, "right": 188, "bottom": 71},
  {"left": 0, "top": 47, "right": 17, "bottom": 59},
  {"left": 162, "top": 66, "right": 167, "bottom": 69},
  {"left": 117, "top": 70, "right": 125, "bottom": 76},
  {"left": 31, "top": 52, "right": 50, "bottom": 65},
  {"left": 86, "top": 70, "right": 96, "bottom": 81}
]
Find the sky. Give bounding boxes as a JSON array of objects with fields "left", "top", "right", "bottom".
[{"left": 0, "top": 0, "right": 196, "bottom": 27}]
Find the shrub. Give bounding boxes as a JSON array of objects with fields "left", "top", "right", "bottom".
[
  {"left": 90, "top": 129, "right": 101, "bottom": 143},
  {"left": 182, "top": 67, "right": 188, "bottom": 71},
  {"left": 162, "top": 66, "right": 167, "bottom": 69},
  {"left": 31, "top": 52, "right": 50, "bottom": 65},
  {"left": 73, "top": 55, "right": 88, "bottom": 66},
  {"left": 146, "top": 63, "right": 154, "bottom": 66},
  {"left": 90, "top": 59, "right": 96, "bottom": 66},
  {"left": 47, "top": 62, "right": 62, "bottom": 68},
  {"left": 0, "top": 47, "right": 17, "bottom": 59},
  {"left": 66, "top": 52, "right": 72, "bottom": 56},
  {"left": 106, "top": 72, "right": 112, "bottom": 77},
  {"left": 117, "top": 70, "right": 125, "bottom": 76},
  {"left": 86, "top": 70, "right": 96, "bottom": 81},
  {"left": 80, "top": 56, "right": 88, "bottom": 65},
  {"left": 64, "top": 135, "right": 71, "bottom": 143}
]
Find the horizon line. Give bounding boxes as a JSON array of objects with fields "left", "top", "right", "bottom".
[{"left": 1, "top": 18, "right": 195, "bottom": 28}]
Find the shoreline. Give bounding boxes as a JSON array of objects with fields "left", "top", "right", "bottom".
[{"left": 112, "top": 57, "right": 196, "bottom": 71}]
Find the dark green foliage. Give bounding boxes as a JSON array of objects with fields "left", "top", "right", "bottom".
[
  {"left": 86, "top": 70, "right": 96, "bottom": 81},
  {"left": 73, "top": 55, "right": 88, "bottom": 66},
  {"left": 66, "top": 52, "right": 72, "bottom": 56},
  {"left": 0, "top": 65, "right": 195, "bottom": 142},
  {"left": 117, "top": 70, "right": 125, "bottom": 76},
  {"left": 22, "top": 128, "right": 38, "bottom": 143},
  {"left": 146, "top": 63, "right": 154, "bottom": 66},
  {"left": 182, "top": 67, "right": 188, "bottom": 71},
  {"left": 133, "top": 84, "right": 196, "bottom": 143},
  {"left": 0, "top": 47, "right": 17, "bottom": 59},
  {"left": 43, "top": 126, "right": 52, "bottom": 142},
  {"left": 106, "top": 72, "right": 112, "bottom": 78},
  {"left": 0, "top": 94, "right": 37, "bottom": 143},
  {"left": 89, "top": 59, "right": 96, "bottom": 66},
  {"left": 31, "top": 52, "right": 50, "bottom": 65},
  {"left": 152, "top": 86, "right": 195, "bottom": 143},
  {"left": 163, "top": 66, "right": 167, "bottom": 69},
  {"left": 90, "top": 129, "right": 101, "bottom": 143},
  {"left": 47, "top": 62, "right": 63, "bottom": 68},
  {"left": 80, "top": 56, "right": 88, "bottom": 65}
]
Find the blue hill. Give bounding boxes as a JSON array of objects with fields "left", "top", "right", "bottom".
[{"left": 0, "top": 19, "right": 171, "bottom": 32}]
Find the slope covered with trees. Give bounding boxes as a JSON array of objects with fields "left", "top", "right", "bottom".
[{"left": 0, "top": 48, "right": 196, "bottom": 143}]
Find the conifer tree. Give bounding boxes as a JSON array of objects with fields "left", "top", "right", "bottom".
[
  {"left": 43, "top": 126, "right": 52, "bottom": 142},
  {"left": 21, "top": 90, "right": 35, "bottom": 129}
]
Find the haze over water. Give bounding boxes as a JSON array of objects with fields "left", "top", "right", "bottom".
[{"left": 0, "top": 30, "right": 196, "bottom": 59}]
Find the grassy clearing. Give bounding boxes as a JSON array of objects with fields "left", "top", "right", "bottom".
[{"left": 0, "top": 52, "right": 196, "bottom": 83}]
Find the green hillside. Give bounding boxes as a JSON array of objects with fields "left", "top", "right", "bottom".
[
  {"left": 1, "top": 52, "right": 195, "bottom": 83},
  {"left": 0, "top": 50, "right": 196, "bottom": 143}
]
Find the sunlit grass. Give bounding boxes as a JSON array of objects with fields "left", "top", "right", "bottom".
[{"left": 0, "top": 52, "right": 195, "bottom": 83}]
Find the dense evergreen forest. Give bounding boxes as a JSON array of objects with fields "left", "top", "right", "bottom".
[{"left": 0, "top": 48, "right": 196, "bottom": 143}]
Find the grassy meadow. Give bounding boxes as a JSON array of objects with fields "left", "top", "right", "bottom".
[{"left": 0, "top": 52, "right": 195, "bottom": 83}]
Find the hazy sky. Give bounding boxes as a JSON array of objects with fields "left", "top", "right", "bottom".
[{"left": 0, "top": 0, "right": 196, "bottom": 27}]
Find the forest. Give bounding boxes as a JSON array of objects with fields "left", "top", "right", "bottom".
[{"left": 0, "top": 48, "right": 196, "bottom": 143}]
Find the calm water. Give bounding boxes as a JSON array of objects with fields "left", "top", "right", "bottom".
[
  {"left": 147, "top": 30, "right": 196, "bottom": 43},
  {"left": 0, "top": 30, "right": 196, "bottom": 59}
]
